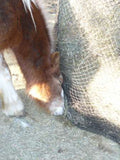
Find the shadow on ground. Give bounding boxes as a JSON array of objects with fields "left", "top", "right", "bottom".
[{"left": 0, "top": 89, "right": 120, "bottom": 160}]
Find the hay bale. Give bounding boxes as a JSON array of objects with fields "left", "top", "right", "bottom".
[{"left": 57, "top": 0, "right": 120, "bottom": 143}]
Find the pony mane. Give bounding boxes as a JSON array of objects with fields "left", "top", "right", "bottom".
[
  {"left": 22, "top": 0, "right": 37, "bottom": 29},
  {"left": 35, "top": 0, "right": 54, "bottom": 52},
  {"left": 22, "top": 0, "right": 54, "bottom": 52}
]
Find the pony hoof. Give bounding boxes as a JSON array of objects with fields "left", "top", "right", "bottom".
[
  {"left": 3, "top": 107, "right": 24, "bottom": 117},
  {"left": 2, "top": 100, "right": 24, "bottom": 117}
]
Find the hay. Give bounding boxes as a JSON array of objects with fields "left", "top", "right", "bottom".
[{"left": 57, "top": 0, "right": 120, "bottom": 143}]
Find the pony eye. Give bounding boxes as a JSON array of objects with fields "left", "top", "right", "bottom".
[
  {"left": 58, "top": 75, "right": 63, "bottom": 84},
  {"left": 59, "top": 79, "right": 62, "bottom": 84}
]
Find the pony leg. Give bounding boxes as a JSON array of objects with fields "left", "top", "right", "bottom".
[{"left": 0, "top": 54, "right": 24, "bottom": 116}]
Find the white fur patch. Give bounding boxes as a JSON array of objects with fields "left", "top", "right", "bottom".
[
  {"left": 0, "top": 55, "right": 24, "bottom": 116},
  {"left": 49, "top": 98, "right": 64, "bottom": 116}
]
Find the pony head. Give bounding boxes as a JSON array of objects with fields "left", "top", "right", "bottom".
[{"left": 28, "top": 52, "right": 64, "bottom": 115}]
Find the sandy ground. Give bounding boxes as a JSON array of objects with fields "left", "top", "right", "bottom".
[
  {"left": 0, "top": 43, "right": 119, "bottom": 160},
  {"left": 0, "top": 1, "right": 120, "bottom": 159}
]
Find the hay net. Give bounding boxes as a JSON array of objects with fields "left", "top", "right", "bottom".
[{"left": 57, "top": 0, "right": 120, "bottom": 143}]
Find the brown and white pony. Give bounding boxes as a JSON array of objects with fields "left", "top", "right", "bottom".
[{"left": 0, "top": 0, "right": 64, "bottom": 116}]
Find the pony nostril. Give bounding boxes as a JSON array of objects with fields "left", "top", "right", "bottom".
[
  {"left": 48, "top": 98, "right": 64, "bottom": 116},
  {"left": 53, "top": 106, "right": 64, "bottom": 116}
]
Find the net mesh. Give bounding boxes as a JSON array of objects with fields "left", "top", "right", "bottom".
[{"left": 57, "top": 0, "right": 120, "bottom": 143}]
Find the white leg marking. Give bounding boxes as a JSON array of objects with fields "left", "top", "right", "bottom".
[{"left": 0, "top": 54, "right": 24, "bottom": 116}]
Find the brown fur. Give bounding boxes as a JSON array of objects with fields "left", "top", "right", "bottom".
[{"left": 0, "top": 0, "right": 63, "bottom": 112}]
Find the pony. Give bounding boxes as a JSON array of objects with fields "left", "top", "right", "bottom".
[{"left": 0, "top": 0, "right": 64, "bottom": 116}]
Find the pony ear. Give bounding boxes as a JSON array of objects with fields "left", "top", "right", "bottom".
[
  {"left": 50, "top": 52, "right": 60, "bottom": 67},
  {"left": 50, "top": 52, "right": 61, "bottom": 78}
]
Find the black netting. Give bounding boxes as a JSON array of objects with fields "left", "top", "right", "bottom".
[{"left": 57, "top": 0, "right": 120, "bottom": 143}]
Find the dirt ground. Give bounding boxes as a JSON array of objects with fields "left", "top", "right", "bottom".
[
  {"left": 0, "top": 1, "right": 120, "bottom": 160},
  {"left": 0, "top": 52, "right": 119, "bottom": 160}
]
